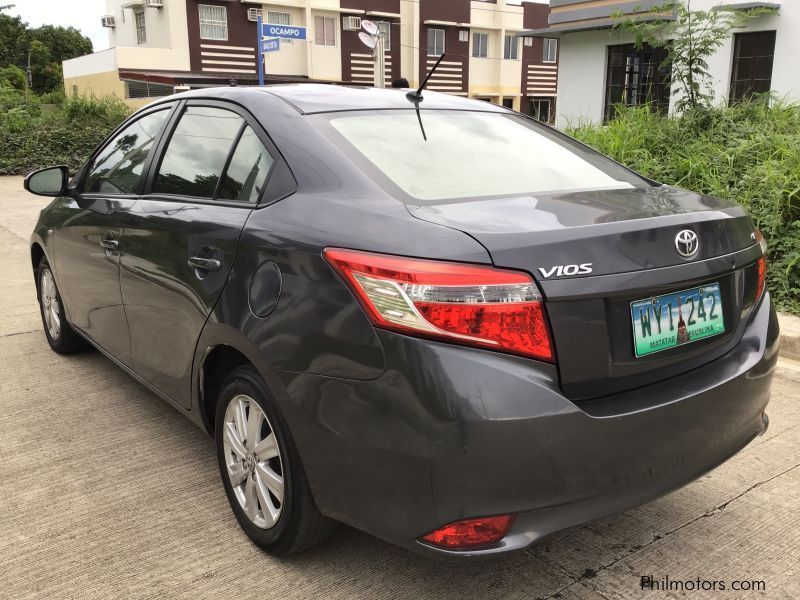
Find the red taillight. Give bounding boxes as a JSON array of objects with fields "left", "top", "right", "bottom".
[
  {"left": 323, "top": 248, "right": 553, "bottom": 362},
  {"left": 421, "top": 515, "right": 515, "bottom": 550},
  {"left": 754, "top": 229, "right": 767, "bottom": 302}
]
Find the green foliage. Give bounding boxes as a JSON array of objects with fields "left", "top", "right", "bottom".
[
  {"left": 0, "top": 95, "right": 130, "bottom": 177},
  {"left": 613, "top": 1, "right": 777, "bottom": 111},
  {"left": 0, "top": 63, "right": 25, "bottom": 89},
  {"left": 569, "top": 101, "right": 800, "bottom": 314}
]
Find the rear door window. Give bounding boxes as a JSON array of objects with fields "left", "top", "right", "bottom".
[
  {"left": 217, "top": 127, "right": 275, "bottom": 204},
  {"left": 83, "top": 108, "right": 170, "bottom": 194},
  {"left": 153, "top": 106, "right": 244, "bottom": 198}
]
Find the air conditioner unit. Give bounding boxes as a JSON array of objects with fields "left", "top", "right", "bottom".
[
  {"left": 143, "top": 0, "right": 163, "bottom": 8},
  {"left": 247, "top": 8, "right": 263, "bottom": 22},
  {"left": 343, "top": 16, "right": 362, "bottom": 31},
  {"left": 101, "top": 15, "right": 116, "bottom": 27}
]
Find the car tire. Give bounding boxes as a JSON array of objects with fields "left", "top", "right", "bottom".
[
  {"left": 215, "top": 365, "right": 336, "bottom": 555},
  {"left": 37, "top": 257, "right": 89, "bottom": 354}
]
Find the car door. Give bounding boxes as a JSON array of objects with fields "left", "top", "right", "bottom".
[
  {"left": 53, "top": 104, "right": 175, "bottom": 366},
  {"left": 120, "top": 100, "right": 277, "bottom": 408}
]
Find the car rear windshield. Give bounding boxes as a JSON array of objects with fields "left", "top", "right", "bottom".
[{"left": 321, "top": 110, "right": 645, "bottom": 202}]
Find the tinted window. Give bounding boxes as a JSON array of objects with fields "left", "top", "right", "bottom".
[
  {"left": 154, "top": 106, "right": 244, "bottom": 198},
  {"left": 84, "top": 109, "right": 169, "bottom": 194},
  {"left": 217, "top": 127, "right": 274, "bottom": 203},
  {"left": 326, "top": 111, "right": 644, "bottom": 202}
]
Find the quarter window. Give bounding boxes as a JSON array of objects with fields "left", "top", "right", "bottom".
[
  {"left": 217, "top": 128, "right": 275, "bottom": 203},
  {"left": 543, "top": 38, "right": 558, "bottom": 63},
  {"left": 199, "top": 4, "right": 228, "bottom": 41},
  {"left": 730, "top": 31, "right": 776, "bottom": 103},
  {"left": 473, "top": 32, "right": 489, "bottom": 58},
  {"left": 154, "top": 106, "right": 244, "bottom": 198},
  {"left": 314, "top": 16, "right": 336, "bottom": 46},
  {"left": 134, "top": 9, "right": 146, "bottom": 45},
  {"left": 84, "top": 109, "right": 170, "bottom": 195},
  {"left": 504, "top": 34, "right": 518, "bottom": 60},
  {"left": 427, "top": 28, "right": 445, "bottom": 57}
]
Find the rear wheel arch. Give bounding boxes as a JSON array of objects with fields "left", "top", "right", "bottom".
[{"left": 200, "top": 344, "right": 253, "bottom": 435}]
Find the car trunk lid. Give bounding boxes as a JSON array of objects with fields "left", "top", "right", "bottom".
[{"left": 407, "top": 186, "right": 763, "bottom": 399}]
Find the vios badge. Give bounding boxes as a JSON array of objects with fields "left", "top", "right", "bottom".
[{"left": 675, "top": 229, "right": 699, "bottom": 258}]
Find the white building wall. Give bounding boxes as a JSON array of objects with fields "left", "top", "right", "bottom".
[{"left": 555, "top": 0, "right": 800, "bottom": 129}]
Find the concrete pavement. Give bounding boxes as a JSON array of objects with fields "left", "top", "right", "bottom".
[{"left": 1, "top": 176, "right": 798, "bottom": 600}]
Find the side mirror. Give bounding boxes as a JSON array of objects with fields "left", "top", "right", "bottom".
[{"left": 24, "top": 166, "right": 70, "bottom": 197}]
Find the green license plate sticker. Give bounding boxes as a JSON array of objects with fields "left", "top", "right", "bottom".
[{"left": 630, "top": 283, "right": 726, "bottom": 358}]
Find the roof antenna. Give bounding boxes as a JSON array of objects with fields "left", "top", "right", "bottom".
[
  {"left": 406, "top": 53, "right": 445, "bottom": 102},
  {"left": 405, "top": 53, "right": 445, "bottom": 141}
]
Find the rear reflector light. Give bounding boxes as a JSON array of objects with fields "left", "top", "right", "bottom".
[
  {"left": 323, "top": 248, "right": 553, "bottom": 362},
  {"left": 421, "top": 515, "right": 515, "bottom": 550},
  {"left": 754, "top": 229, "right": 767, "bottom": 302}
]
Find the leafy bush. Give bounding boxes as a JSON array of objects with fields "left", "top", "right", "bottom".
[
  {"left": 0, "top": 94, "right": 130, "bottom": 176},
  {"left": 569, "top": 101, "right": 800, "bottom": 314}
]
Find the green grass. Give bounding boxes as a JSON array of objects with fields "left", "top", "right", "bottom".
[{"left": 569, "top": 101, "right": 800, "bottom": 315}]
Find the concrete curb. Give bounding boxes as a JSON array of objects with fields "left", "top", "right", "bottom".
[{"left": 778, "top": 312, "right": 800, "bottom": 361}]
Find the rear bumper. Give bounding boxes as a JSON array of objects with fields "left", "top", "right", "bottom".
[{"left": 277, "top": 294, "right": 779, "bottom": 558}]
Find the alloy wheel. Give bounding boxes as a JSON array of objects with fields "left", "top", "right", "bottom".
[
  {"left": 222, "top": 394, "right": 285, "bottom": 529},
  {"left": 40, "top": 268, "right": 61, "bottom": 341}
]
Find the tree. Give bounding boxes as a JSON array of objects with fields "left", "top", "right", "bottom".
[
  {"left": 0, "top": 5, "right": 92, "bottom": 94},
  {"left": 31, "top": 25, "right": 93, "bottom": 64},
  {"left": 613, "top": 1, "right": 777, "bottom": 111},
  {"left": 0, "top": 64, "right": 25, "bottom": 89}
]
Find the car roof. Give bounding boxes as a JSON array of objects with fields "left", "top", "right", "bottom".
[{"left": 168, "top": 84, "right": 509, "bottom": 116}]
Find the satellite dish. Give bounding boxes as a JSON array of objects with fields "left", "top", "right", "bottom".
[
  {"left": 358, "top": 31, "right": 378, "bottom": 50},
  {"left": 361, "top": 19, "right": 379, "bottom": 36}
]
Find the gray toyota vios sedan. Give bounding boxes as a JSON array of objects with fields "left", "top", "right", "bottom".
[{"left": 25, "top": 85, "right": 778, "bottom": 558}]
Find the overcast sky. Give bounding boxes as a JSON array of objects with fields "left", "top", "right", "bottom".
[{"left": 6, "top": 0, "right": 548, "bottom": 55}]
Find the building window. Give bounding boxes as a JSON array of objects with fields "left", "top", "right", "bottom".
[
  {"left": 199, "top": 4, "right": 228, "bottom": 41},
  {"left": 730, "top": 31, "right": 776, "bottom": 103},
  {"left": 376, "top": 21, "right": 391, "bottom": 52},
  {"left": 427, "top": 28, "right": 445, "bottom": 57},
  {"left": 543, "top": 38, "right": 558, "bottom": 63},
  {"left": 524, "top": 37, "right": 533, "bottom": 47},
  {"left": 530, "top": 97, "right": 553, "bottom": 123},
  {"left": 126, "top": 81, "right": 174, "bottom": 99},
  {"left": 267, "top": 11, "right": 290, "bottom": 25},
  {"left": 504, "top": 35, "right": 519, "bottom": 60},
  {"left": 268, "top": 11, "right": 292, "bottom": 44},
  {"left": 472, "top": 32, "right": 489, "bottom": 58},
  {"left": 134, "top": 9, "right": 146, "bottom": 45},
  {"left": 604, "top": 43, "right": 671, "bottom": 121},
  {"left": 314, "top": 16, "right": 336, "bottom": 46},
  {"left": 459, "top": 29, "right": 469, "bottom": 43}
]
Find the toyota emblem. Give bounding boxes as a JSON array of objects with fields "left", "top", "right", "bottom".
[{"left": 675, "top": 229, "right": 699, "bottom": 258}]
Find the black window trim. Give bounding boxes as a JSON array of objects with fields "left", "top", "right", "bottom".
[
  {"left": 729, "top": 29, "right": 776, "bottom": 105},
  {"left": 76, "top": 101, "right": 179, "bottom": 199},
  {"left": 141, "top": 98, "right": 294, "bottom": 208}
]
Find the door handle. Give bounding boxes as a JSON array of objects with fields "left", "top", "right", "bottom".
[
  {"left": 188, "top": 256, "right": 221, "bottom": 272},
  {"left": 100, "top": 238, "right": 119, "bottom": 251}
]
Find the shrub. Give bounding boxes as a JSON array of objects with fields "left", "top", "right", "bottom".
[
  {"left": 569, "top": 101, "right": 800, "bottom": 314},
  {"left": 0, "top": 94, "right": 130, "bottom": 176}
]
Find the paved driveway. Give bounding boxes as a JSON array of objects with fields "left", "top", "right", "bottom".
[{"left": 1, "top": 176, "right": 798, "bottom": 599}]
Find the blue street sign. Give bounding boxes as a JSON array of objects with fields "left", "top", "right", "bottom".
[
  {"left": 262, "top": 38, "right": 280, "bottom": 53},
  {"left": 262, "top": 23, "right": 307, "bottom": 40}
]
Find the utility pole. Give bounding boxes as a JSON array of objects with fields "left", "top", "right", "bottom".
[
  {"left": 26, "top": 46, "right": 33, "bottom": 91},
  {"left": 373, "top": 31, "right": 385, "bottom": 89}
]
